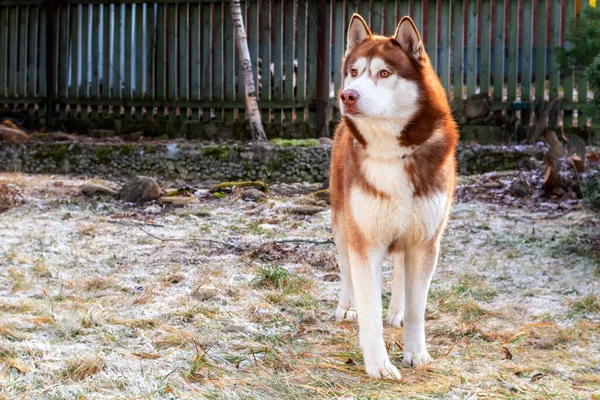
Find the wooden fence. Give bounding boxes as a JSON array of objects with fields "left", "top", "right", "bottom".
[{"left": 0, "top": 0, "right": 597, "bottom": 138}]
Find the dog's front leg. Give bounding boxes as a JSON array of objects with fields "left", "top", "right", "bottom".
[
  {"left": 349, "top": 248, "right": 401, "bottom": 380},
  {"left": 402, "top": 242, "right": 438, "bottom": 367}
]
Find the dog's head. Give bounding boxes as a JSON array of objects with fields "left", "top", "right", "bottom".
[{"left": 339, "top": 15, "right": 427, "bottom": 122}]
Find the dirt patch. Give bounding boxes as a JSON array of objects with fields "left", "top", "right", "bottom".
[{"left": 0, "top": 173, "right": 598, "bottom": 399}]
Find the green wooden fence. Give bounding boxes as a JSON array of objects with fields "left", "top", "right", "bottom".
[{"left": 0, "top": 0, "right": 596, "bottom": 137}]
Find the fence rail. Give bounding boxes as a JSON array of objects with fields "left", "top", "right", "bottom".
[{"left": 0, "top": 0, "right": 597, "bottom": 138}]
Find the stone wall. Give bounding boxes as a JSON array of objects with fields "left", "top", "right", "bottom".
[{"left": 0, "top": 141, "right": 546, "bottom": 183}]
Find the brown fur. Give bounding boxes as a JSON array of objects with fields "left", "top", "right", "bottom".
[{"left": 330, "top": 24, "right": 458, "bottom": 254}]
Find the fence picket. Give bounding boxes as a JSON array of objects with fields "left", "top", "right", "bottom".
[
  {"left": 166, "top": 3, "right": 176, "bottom": 118},
  {"left": 493, "top": 0, "right": 504, "bottom": 104},
  {"left": 562, "top": 0, "right": 574, "bottom": 127},
  {"left": 224, "top": 1, "right": 235, "bottom": 121},
  {"left": 578, "top": 0, "right": 589, "bottom": 126},
  {"left": 273, "top": 0, "right": 283, "bottom": 124},
  {"left": 59, "top": 5, "right": 69, "bottom": 118},
  {"left": 296, "top": 0, "right": 307, "bottom": 122},
  {"left": 507, "top": 0, "right": 519, "bottom": 110},
  {"left": 426, "top": 0, "right": 437, "bottom": 71},
  {"left": 7, "top": 7, "right": 17, "bottom": 97},
  {"left": 466, "top": 0, "right": 476, "bottom": 98},
  {"left": 80, "top": 4, "right": 89, "bottom": 118},
  {"left": 90, "top": 4, "right": 99, "bottom": 119},
  {"left": 549, "top": 0, "right": 561, "bottom": 102},
  {"left": 28, "top": 6, "right": 39, "bottom": 102},
  {"left": 452, "top": 0, "right": 463, "bottom": 101},
  {"left": 439, "top": 0, "right": 450, "bottom": 96},
  {"left": 284, "top": 0, "right": 294, "bottom": 123},
  {"left": 201, "top": 3, "right": 211, "bottom": 121},
  {"left": 156, "top": 4, "right": 166, "bottom": 117},
  {"left": 412, "top": 0, "right": 422, "bottom": 33},
  {"left": 521, "top": 0, "right": 533, "bottom": 125},
  {"left": 135, "top": 3, "right": 144, "bottom": 111},
  {"left": 68, "top": 5, "right": 78, "bottom": 116},
  {"left": 179, "top": 3, "right": 189, "bottom": 112},
  {"left": 372, "top": 0, "right": 383, "bottom": 34},
  {"left": 479, "top": 0, "right": 490, "bottom": 95},
  {"left": 535, "top": 0, "right": 548, "bottom": 109},
  {"left": 0, "top": 7, "right": 7, "bottom": 98},
  {"left": 191, "top": 2, "right": 201, "bottom": 120},
  {"left": 384, "top": 0, "right": 396, "bottom": 35},
  {"left": 18, "top": 7, "right": 28, "bottom": 99},
  {"left": 146, "top": 3, "right": 155, "bottom": 104}
]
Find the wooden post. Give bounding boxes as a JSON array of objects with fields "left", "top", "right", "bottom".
[
  {"left": 46, "top": 0, "right": 56, "bottom": 122},
  {"left": 315, "top": 0, "right": 331, "bottom": 138}
]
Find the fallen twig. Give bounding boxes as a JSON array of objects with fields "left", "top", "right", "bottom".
[{"left": 272, "top": 238, "right": 334, "bottom": 246}]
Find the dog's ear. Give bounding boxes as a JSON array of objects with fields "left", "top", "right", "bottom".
[
  {"left": 393, "top": 16, "right": 423, "bottom": 60},
  {"left": 346, "top": 14, "right": 371, "bottom": 55}
]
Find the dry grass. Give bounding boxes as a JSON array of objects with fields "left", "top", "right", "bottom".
[
  {"left": 0, "top": 173, "right": 599, "bottom": 399},
  {"left": 63, "top": 354, "right": 106, "bottom": 380}
]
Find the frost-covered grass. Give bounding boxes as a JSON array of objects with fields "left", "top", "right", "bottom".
[{"left": 0, "top": 173, "right": 599, "bottom": 399}]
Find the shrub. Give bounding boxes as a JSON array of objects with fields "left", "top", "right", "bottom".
[
  {"left": 556, "top": 7, "right": 600, "bottom": 73},
  {"left": 583, "top": 167, "right": 600, "bottom": 212}
]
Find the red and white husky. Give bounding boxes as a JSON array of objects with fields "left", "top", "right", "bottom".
[{"left": 330, "top": 15, "right": 458, "bottom": 379}]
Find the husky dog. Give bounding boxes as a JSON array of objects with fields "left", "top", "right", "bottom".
[{"left": 329, "top": 14, "right": 458, "bottom": 379}]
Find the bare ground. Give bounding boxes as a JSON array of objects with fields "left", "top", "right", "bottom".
[{"left": 0, "top": 173, "right": 599, "bottom": 400}]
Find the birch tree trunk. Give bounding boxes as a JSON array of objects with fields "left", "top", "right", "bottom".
[{"left": 231, "top": 0, "right": 267, "bottom": 142}]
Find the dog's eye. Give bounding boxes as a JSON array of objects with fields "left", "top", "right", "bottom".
[
  {"left": 380, "top": 70, "right": 391, "bottom": 78},
  {"left": 350, "top": 69, "right": 358, "bottom": 77}
]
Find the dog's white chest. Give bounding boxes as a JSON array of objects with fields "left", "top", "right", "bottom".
[{"left": 350, "top": 157, "right": 449, "bottom": 246}]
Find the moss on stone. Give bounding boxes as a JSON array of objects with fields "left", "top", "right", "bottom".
[
  {"left": 96, "top": 145, "right": 116, "bottom": 162},
  {"left": 203, "top": 145, "right": 231, "bottom": 160},
  {"left": 34, "top": 144, "right": 70, "bottom": 163},
  {"left": 120, "top": 144, "right": 136, "bottom": 157},
  {"left": 270, "top": 138, "right": 320, "bottom": 147}
]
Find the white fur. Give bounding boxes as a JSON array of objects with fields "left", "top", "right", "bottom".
[{"left": 340, "top": 57, "right": 420, "bottom": 120}]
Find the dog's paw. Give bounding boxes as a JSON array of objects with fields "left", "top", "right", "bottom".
[
  {"left": 365, "top": 358, "right": 402, "bottom": 380},
  {"left": 386, "top": 311, "right": 404, "bottom": 327},
  {"left": 402, "top": 350, "right": 432, "bottom": 367},
  {"left": 335, "top": 305, "right": 357, "bottom": 322}
]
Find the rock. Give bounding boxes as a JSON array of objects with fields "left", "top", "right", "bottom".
[
  {"left": 80, "top": 183, "right": 119, "bottom": 197},
  {"left": 119, "top": 176, "right": 162, "bottom": 203},
  {"left": 1, "top": 120, "right": 19, "bottom": 129},
  {"left": 322, "top": 273, "right": 340, "bottom": 282},
  {"left": 511, "top": 178, "right": 529, "bottom": 198},
  {"left": 321, "top": 177, "right": 330, "bottom": 190},
  {"left": 143, "top": 204, "right": 162, "bottom": 214},
  {"left": 88, "top": 129, "right": 116, "bottom": 138},
  {"left": 464, "top": 93, "right": 490, "bottom": 120},
  {"left": 242, "top": 188, "right": 267, "bottom": 201},
  {"left": 284, "top": 205, "right": 326, "bottom": 215},
  {"left": 0, "top": 125, "right": 29, "bottom": 143},
  {"left": 158, "top": 196, "right": 200, "bottom": 207},
  {"left": 318, "top": 137, "right": 334, "bottom": 145}
]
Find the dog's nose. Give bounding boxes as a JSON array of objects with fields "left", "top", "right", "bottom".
[{"left": 341, "top": 89, "right": 359, "bottom": 106}]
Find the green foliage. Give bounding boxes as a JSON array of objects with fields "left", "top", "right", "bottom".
[
  {"left": 585, "top": 54, "right": 600, "bottom": 114},
  {"left": 251, "top": 265, "right": 311, "bottom": 295},
  {"left": 556, "top": 7, "right": 600, "bottom": 73},
  {"left": 583, "top": 167, "right": 600, "bottom": 212}
]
